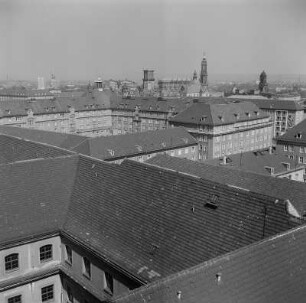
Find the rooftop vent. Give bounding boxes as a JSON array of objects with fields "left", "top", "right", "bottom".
[
  {"left": 204, "top": 194, "right": 219, "bottom": 209},
  {"left": 216, "top": 273, "right": 222, "bottom": 284},
  {"left": 177, "top": 291, "right": 182, "bottom": 300}
]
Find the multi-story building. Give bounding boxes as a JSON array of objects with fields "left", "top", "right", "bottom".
[
  {"left": 110, "top": 97, "right": 192, "bottom": 135},
  {"left": 1, "top": 152, "right": 303, "bottom": 302},
  {"left": 248, "top": 99, "right": 304, "bottom": 138},
  {"left": 169, "top": 101, "right": 273, "bottom": 160},
  {"left": 275, "top": 119, "right": 306, "bottom": 165},
  {"left": 71, "top": 127, "right": 198, "bottom": 163},
  {"left": 0, "top": 90, "right": 117, "bottom": 136},
  {"left": 0, "top": 88, "right": 54, "bottom": 101},
  {"left": 0, "top": 125, "right": 198, "bottom": 163},
  {"left": 206, "top": 147, "right": 305, "bottom": 182}
]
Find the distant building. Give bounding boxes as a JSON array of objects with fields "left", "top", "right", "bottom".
[
  {"left": 143, "top": 70, "right": 155, "bottom": 94},
  {"left": 276, "top": 119, "right": 306, "bottom": 166},
  {"left": 94, "top": 77, "right": 103, "bottom": 91},
  {"left": 258, "top": 70, "right": 268, "bottom": 93},
  {"left": 37, "top": 76, "right": 45, "bottom": 90},
  {"left": 249, "top": 99, "right": 305, "bottom": 138},
  {"left": 206, "top": 147, "right": 305, "bottom": 182},
  {"left": 169, "top": 101, "right": 273, "bottom": 160},
  {"left": 50, "top": 73, "right": 58, "bottom": 89},
  {"left": 158, "top": 54, "right": 210, "bottom": 98}
]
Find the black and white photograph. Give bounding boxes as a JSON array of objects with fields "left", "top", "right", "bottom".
[{"left": 1, "top": 0, "right": 306, "bottom": 302}]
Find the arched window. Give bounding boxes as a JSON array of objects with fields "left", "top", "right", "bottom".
[
  {"left": 5, "top": 253, "right": 19, "bottom": 271},
  {"left": 40, "top": 244, "right": 53, "bottom": 262}
]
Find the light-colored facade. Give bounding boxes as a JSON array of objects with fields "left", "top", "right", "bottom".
[
  {"left": 170, "top": 102, "right": 273, "bottom": 160},
  {"left": 0, "top": 235, "right": 138, "bottom": 303}
]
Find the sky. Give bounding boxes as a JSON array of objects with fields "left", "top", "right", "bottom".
[{"left": 1, "top": 0, "right": 306, "bottom": 82}]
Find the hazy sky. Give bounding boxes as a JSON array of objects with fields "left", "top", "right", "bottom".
[{"left": 1, "top": 0, "right": 306, "bottom": 82}]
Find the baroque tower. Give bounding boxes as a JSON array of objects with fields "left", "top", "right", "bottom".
[{"left": 200, "top": 53, "right": 208, "bottom": 86}]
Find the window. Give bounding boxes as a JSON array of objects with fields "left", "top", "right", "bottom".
[
  {"left": 8, "top": 295, "right": 22, "bottom": 303},
  {"left": 65, "top": 245, "right": 72, "bottom": 265},
  {"left": 5, "top": 253, "right": 19, "bottom": 271},
  {"left": 104, "top": 272, "right": 114, "bottom": 294},
  {"left": 40, "top": 245, "right": 53, "bottom": 262},
  {"left": 82, "top": 257, "right": 91, "bottom": 279},
  {"left": 299, "top": 157, "right": 303, "bottom": 164},
  {"left": 67, "top": 285, "right": 74, "bottom": 303},
  {"left": 41, "top": 285, "right": 54, "bottom": 302}
]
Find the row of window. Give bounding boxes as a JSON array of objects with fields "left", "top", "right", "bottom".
[
  {"left": 64, "top": 245, "right": 114, "bottom": 295},
  {"left": 4, "top": 245, "right": 52, "bottom": 272},
  {"left": 7, "top": 285, "right": 53, "bottom": 303}
]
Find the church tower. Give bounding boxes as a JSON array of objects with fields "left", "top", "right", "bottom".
[{"left": 200, "top": 53, "right": 208, "bottom": 86}]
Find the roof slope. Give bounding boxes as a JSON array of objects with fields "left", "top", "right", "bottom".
[
  {"left": 146, "top": 154, "right": 306, "bottom": 214},
  {"left": 115, "top": 224, "right": 306, "bottom": 303},
  {"left": 206, "top": 149, "right": 304, "bottom": 175},
  {"left": 170, "top": 102, "right": 268, "bottom": 126},
  {"left": 0, "top": 155, "right": 79, "bottom": 247},
  {"left": 72, "top": 127, "right": 197, "bottom": 160},
  {"left": 277, "top": 119, "right": 306, "bottom": 145},
  {"left": 0, "top": 134, "right": 74, "bottom": 164},
  {"left": 63, "top": 157, "right": 298, "bottom": 282},
  {"left": 0, "top": 125, "right": 86, "bottom": 150},
  {"left": 250, "top": 98, "right": 304, "bottom": 110},
  {"left": 0, "top": 154, "right": 301, "bottom": 283}
]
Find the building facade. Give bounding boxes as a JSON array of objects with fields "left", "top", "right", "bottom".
[
  {"left": 247, "top": 99, "right": 305, "bottom": 138},
  {"left": 276, "top": 119, "right": 306, "bottom": 166},
  {"left": 170, "top": 101, "right": 273, "bottom": 160}
]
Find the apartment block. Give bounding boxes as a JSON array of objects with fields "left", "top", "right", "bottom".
[{"left": 169, "top": 101, "right": 273, "bottom": 160}]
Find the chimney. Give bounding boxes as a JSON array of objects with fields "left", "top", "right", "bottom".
[
  {"left": 269, "top": 146, "right": 273, "bottom": 154},
  {"left": 222, "top": 155, "right": 227, "bottom": 165}
]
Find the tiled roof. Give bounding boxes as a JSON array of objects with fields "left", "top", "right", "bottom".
[
  {"left": 0, "top": 125, "right": 87, "bottom": 150},
  {"left": 0, "top": 156, "right": 78, "bottom": 246},
  {"left": 115, "top": 224, "right": 306, "bottom": 303},
  {"left": 0, "top": 134, "right": 74, "bottom": 164},
  {"left": 63, "top": 157, "right": 298, "bottom": 282},
  {"left": 110, "top": 97, "right": 193, "bottom": 114},
  {"left": 72, "top": 127, "right": 197, "bottom": 160},
  {"left": 146, "top": 154, "right": 306, "bottom": 215},
  {"left": 170, "top": 101, "right": 268, "bottom": 126},
  {"left": 0, "top": 90, "right": 120, "bottom": 117},
  {"left": 0, "top": 154, "right": 300, "bottom": 283},
  {"left": 249, "top": 98, "right": 304, "bottom": 111},
  {"left": 206, "top": 148, "right": 305, "bottom": 175},
  {"left": 276, "top": 119, "right": 306, "bottom": 145}
]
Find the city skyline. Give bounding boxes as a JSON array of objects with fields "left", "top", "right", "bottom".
[{"left": 1, "top": 0, "right": 306, "bottom": 81}]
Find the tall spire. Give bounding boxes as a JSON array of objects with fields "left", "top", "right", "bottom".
[{"left": 200, "top": 52, "right": 208, "bottom": 86}]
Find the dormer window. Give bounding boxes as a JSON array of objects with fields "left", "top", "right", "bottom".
[
  {"left": 254, "top": 111, "right": 259, "bottom": 116},
  {"left": 234, "top": 113, "right": 240, "bottom": 120},
  {"left": 136, "top": 145, "right": 143, "bottom": 152},
  {"left": 282, "top": 162, "right": 290, "bottom": 171},
  {"left": 264, "top": 166, "right": 274, "bottom": 175},
  {"left": 296, "top": 133, "right": 302, "bottom": 139},
  {"left": 161, "top": 142, "right": 166, "bottom": 148},
  {"left": 218, "top": 115, "right": 223, "bottom": 122},
  {"left": 107, "top": 149, "right": 115, "bottom": 156},
  {"left": 245, "top": 112, "right": 250, "bottom": 118}
]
